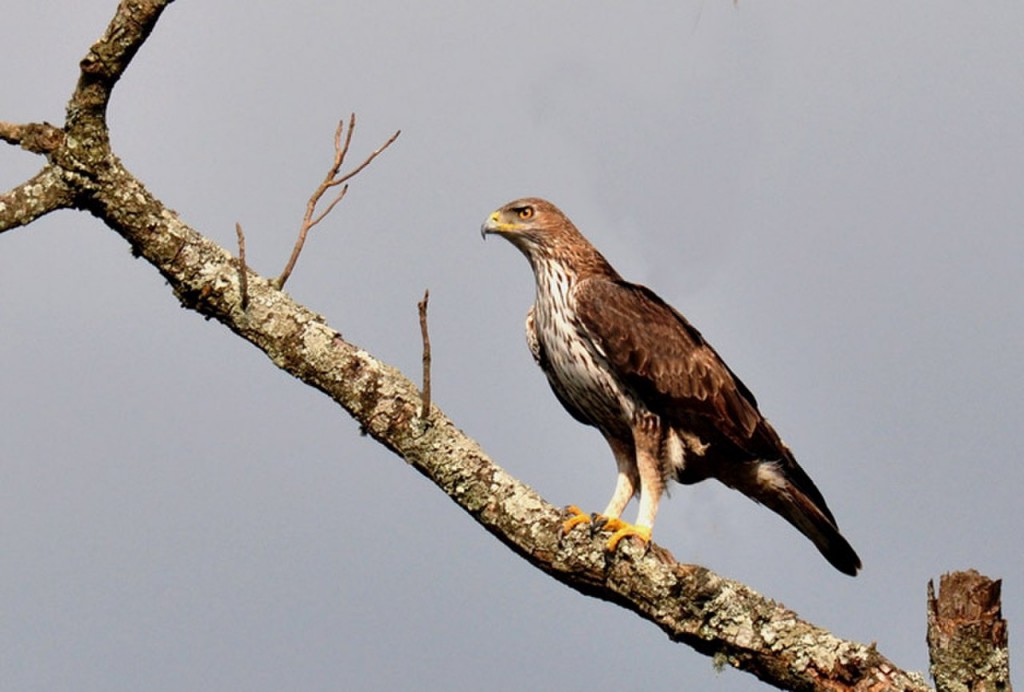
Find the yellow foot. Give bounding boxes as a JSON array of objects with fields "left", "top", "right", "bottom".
[
  {"left": 602, "top": 520, "right": 652, "bottom": 552},
  {"left": 563, "top": 509, "right": 652, "bottom": 551},
  {"left": 561, "top": 505, "right": 592, "bottom": 534}
]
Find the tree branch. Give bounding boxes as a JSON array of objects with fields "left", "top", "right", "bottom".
[
  {"left": 0, "top": 166, "right": 75, "bottom": 233},
  {"left": 1, "top": 122, "right": 72, "bottom": 233},
  {"left": 68, "top": 0, "right": 174, "bottom": 139},
  {"left": 1, "top": 0, "right": 173, "bottom": 232},
  {"left": 60, "top": 170, "right": 931, "bottom": 689},
  {"left": 0, "top": 120, "right": 65, "bottom": 153},
  {"left": 275, "top": 114, "right": 401, "bottom": 288}
]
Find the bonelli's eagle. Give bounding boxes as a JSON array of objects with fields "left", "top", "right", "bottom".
[{"left": 482, "top": 197, "right": 860, "bottom": 576}]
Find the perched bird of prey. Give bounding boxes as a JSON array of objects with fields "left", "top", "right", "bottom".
[{"left": 481, "top": 198, "right": 861, "bottom": 575}]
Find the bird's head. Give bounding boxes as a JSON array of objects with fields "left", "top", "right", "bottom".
[
  {"left": 480, "top": 198, "right": 579, "bottom": 257},
  {"left": 481, "top": 197, "right": 616, "bottom": 280},
  {"left": 481, "top": 197, "right": 593, "bottom": 264}
]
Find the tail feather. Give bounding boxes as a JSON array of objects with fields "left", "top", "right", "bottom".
[{"left": 724, "top": 459, "right": 862, "bottom": 576}]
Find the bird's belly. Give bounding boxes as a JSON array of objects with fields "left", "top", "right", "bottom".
[{"left": 543, "top": 329, "right": 635, "bottom": 432}]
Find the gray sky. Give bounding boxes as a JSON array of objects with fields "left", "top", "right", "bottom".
[{"left": 3, "top": 2, "right": 1022, "bottom": 690}]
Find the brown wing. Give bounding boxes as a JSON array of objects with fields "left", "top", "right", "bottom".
[
  {"left": 573, "top": 278, "right": 776, "bottom": 456},
  {"left": 574, "top": 279, "right": 860, "bottom": 571}
]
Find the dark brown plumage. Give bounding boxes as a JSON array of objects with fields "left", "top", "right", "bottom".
[{"left": 482, "top": 197, "right": 861, "bottom": 576}]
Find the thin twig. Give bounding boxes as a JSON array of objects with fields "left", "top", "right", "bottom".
[
  {"left": 275, "top": 114, "right": 401, "bottom": 288},
  {"left": 418, "top": 289, "right": 431, "bottom": 417},
  {"left": 235, "top": 222, "right": 249, "bottom": 310}
]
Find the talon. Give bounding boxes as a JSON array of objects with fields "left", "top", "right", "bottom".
[
  {"left": 592, "top": 515, "right": 624, "bottom": 532},
  {"left": 605, "top": 523, "right": 652, "bottom": 552},
  {"left": 561, "top": 505, "right": 592, "bottom": 534}
]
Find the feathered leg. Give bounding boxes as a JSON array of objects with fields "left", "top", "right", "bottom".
[
  {"left": 601, "top": 435, "right": 639, "bottom": 518},
  {"left": 604, "top": 414, "right": 663, "bottom": 550},
  {"left": 562, "top": 435, "right": 636, "bottom": 534}
]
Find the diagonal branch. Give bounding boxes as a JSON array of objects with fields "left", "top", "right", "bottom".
[
  {"left": 48, "top": 116, "right": 927, "bottom": 687},
  {"left": 76, "top": 167, "right": 931, "bottom": 690}
]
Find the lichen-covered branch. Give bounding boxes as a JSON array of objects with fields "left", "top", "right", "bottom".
[
  {"left": 0, "top": 121, "right": 65, "bottom": 153},
  {"left": 1, "top": 123, "right": 72, "bottom": 232},
  {"left": 1, "top": 2, "right": 1005, "bottom": 690},
  {"left": 59, "top": 150, "right": 930, "bottom": 690},
  {"left": 1, "top": 0, "right": 172, "bottom": 233},
  {"left": 0, "top": 165, "right": 75, "bottom": 233},
  {"left": 67, "top": 0, "right": 174, "bottom": 139}
]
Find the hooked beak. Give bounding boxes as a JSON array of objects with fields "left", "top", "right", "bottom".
[{"left": 480, "top": 210, "right": 515, "bottom": 240}]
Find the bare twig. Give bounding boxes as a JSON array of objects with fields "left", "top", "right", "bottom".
[
  {"left": 235, "top": 222, "right": 249, "bottom": 310},
  {"left": 275, "top": 114, "right": 401, "bottom": 288},
  {"left": 418, "top": 289, "right": 431, "bottom": 417}
]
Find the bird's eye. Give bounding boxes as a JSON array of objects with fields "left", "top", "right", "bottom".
[{"left": 517, "top": 207, "right": 534, "bottom": 220}]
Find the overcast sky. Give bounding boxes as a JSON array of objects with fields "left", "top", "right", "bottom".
[{"left": 2, "top": 2, "right": 1022, "bottom": 690}]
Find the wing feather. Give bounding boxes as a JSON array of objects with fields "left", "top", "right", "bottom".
[{"left": 574, "top": 278, "right": 769, "bottom": 453}]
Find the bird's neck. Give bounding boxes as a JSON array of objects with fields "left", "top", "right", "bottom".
[
  {"left": 530, "top": 244, "right": 619, "bottom": 315},
  {"left": 529, "top": 235, "right": 618, "bottom": 283},
  {"left": 532, "top": 259, "right": 575, "bottom": 315}
]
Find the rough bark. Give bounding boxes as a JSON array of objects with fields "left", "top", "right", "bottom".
[
  {"left": 927, "top": 571, "right": 1012, "bottom": 692},
  {"left": 0, "top": 2, "right": 1008, "bottom": 690}
]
